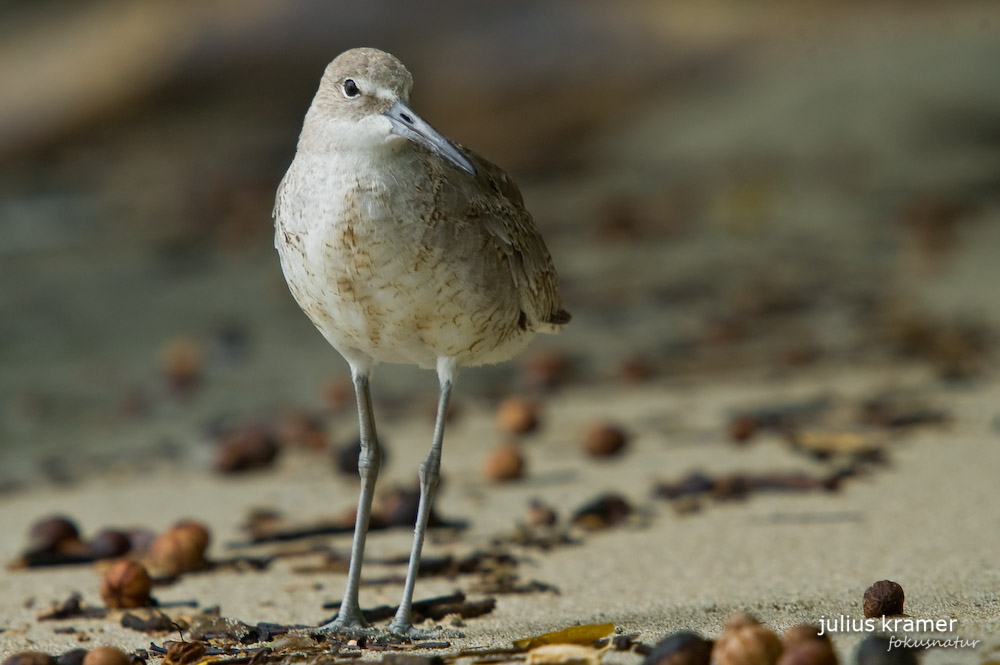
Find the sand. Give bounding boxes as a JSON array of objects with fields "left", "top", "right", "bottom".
[{"left": 2, "top": 363, "right": 999, "bottom": 664}]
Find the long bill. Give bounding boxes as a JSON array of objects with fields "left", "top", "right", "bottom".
[{"left": 383, "top": 100, "right": 476, "bottom": 176}]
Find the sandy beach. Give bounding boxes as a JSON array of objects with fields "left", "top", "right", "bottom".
[{"left": 2, "top": 364, "right": 999, "bottom": 664}]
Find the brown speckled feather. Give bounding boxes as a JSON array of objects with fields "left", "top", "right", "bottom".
[{"left": 429, "top": 146, "right": 570, "bottom": 333}]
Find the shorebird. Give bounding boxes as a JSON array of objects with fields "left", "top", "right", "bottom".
[{"left": 273, "top": 47, "right": 570, "bottom": 635}]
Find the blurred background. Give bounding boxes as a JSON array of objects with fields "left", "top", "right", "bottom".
[{"left": 1, "top": 1, "right": 999, "bottom": 488}]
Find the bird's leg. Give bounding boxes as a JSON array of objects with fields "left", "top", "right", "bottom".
[
  {"left": 322, "top": 370, "right": 381, "bottom": 632},
  {"left": 388, "top": 363, "right": 454, "bottom": 635}
]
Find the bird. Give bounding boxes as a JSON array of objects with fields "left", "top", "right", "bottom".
[{"left": 273, "top": 47, "right": 570, "bottom": 636}]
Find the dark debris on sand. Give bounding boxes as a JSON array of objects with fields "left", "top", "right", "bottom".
[{"left": 321, "top": 591, "right": 495, "bottom": 625}]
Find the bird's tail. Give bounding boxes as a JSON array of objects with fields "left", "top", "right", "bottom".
[{"left": 538, "top": 308, "right": 571, "bottom": 334}]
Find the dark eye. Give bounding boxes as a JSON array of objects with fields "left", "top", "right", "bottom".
[{"left": 343, "top": 78, "right": 360, "bottom": 98}]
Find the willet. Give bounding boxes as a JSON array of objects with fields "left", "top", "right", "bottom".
[{"left": 273, "top": 47, "right": 570, "bottom": 635}]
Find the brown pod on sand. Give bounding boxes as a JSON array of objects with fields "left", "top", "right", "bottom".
[
  {"left": 56, "top": 649, "right": 88, "bottom": 665},
  {"left": 571, "top": 494, "right": 632, "bottom": 530},
  {"left": 780, "top": 625, "right": 836, "bottom": 665},
  {"left": 495, "top": 397, "right": 539, "bottom": 435},
  {"left": 714, "top": 619, "right": 783, "bottom": 665},
  {"left": 148, "top": 525, "right": 209, "bottom": 576},
  {"left": 582, "top": 423, "right": 629, "bottom": 457},
  {"left": 2, "top": 653, "right": 57, "bottom": 665},
  {"left": 90, "top": 530, "right": 132, "bottom": 559},
  {"left": 728, "top": 415, "right": 757, "bottom": 443},
  {"left": 484, "top": 441, "right": 526, "bottom": 482},
  {"left": 29, "top": 516, "right": 80, "bottom": 551},
  {"left": 160, "top": 336, "right": 203, "bottom": 393},
  {"left": 100, "top": 560, "right": 153, "bottom": 609},
  {"left": 172, "top": 520, "right": 211, "bottom": 555},
  {"left": 81, "top": 648, "right": 131, "bottom": 665},
  {"left": 214, "top": 425, "right": 279, "bottom": 473},
  {"left": 863, "top": 580, "right": 904, "bottom": 618},
  {"left": 163, "top": 641, "right": 206, "bottom": 665},
  {"left": 782, "top": 623, "right": 836, "bottom": 664}
]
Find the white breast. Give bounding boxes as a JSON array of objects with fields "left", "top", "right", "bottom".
[{"left": 274, "top": 151, "right": 533, "bottom": 370}]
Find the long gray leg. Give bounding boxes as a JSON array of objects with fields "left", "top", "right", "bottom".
[
  {"left": 388, "top": 363, "right": 454, "bottom": 634},
  {"left": 322, "top": 369, "right": 381, "bottom": 631}
]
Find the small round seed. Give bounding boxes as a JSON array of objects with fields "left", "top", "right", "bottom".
[{"left": 863, "top": 580, "right": 904, "bottom": 618}]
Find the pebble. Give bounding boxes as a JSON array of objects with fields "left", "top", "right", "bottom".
[
  {"left": 2, "top": 654, "right": 56, "bottom": 665},
  {"left": 571, "top": 493, "right": 632, "bottom": 529},
  {"left": 214, "top": 424, "right": 279, "bottom": 473},
  {"left": 99, "top": 559, "right": 152, "bottom": 609},
  {"left": 714, "top": 617, "right": 782, "bottom": 665},
  {"left": 483, "top": 441, "right": 526, "bottom": 482},
  {"left": 582, "top": 423, "right": 629, "bottom": 457},
  {"left": 862, "top": 580, "right": 904, "bottom": 618},
  {"left": 125, "top": 528, "right": 157, "bottom": 554},
  {"left": 81, "top": 648, "right": 130, "bottom": 665},
  {"left": 29, "top": 516, "right": 80, "bottom": 551},
  {"left": 172, "top": 520, "right": 211, "bottom": 555},
  {"left": 89, "top": 530, "right": 131, "bottom": 559},
  {"left": 160, "top": 336, "right": 203, "bottom": 393},
  {"left": 55, "top": 650, "right": 87, "bottom": 665},
  {"left": 496, "top": 397, "right": 540, "bottom": 435},
  {"left": 728, "top": 415, "right": 757, "bottom": 443},
  {"left": 163, "top": 641, "right": 206, "bottom": 665},
  {"left": 148, "top": 524, "right": 209, "bottom": 576}
]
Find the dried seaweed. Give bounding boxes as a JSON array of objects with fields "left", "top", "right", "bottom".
[
  {"left": 120, "top": 609, "right": 178, "bottom": 633},
  {"left": 512, "top": 622, "right": 616, "bottom": 650},
  {"left": 37, "top": 595, "right": 106, "bottom": 621}
]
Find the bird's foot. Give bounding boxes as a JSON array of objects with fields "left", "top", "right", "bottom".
[
  {"left": 386, "top": 615, "right": 465, "bottom": 640},
  {"left": 320, "top": 607, "right": 463, "bottom": 641},
  {"left": 386, "top": 619, "right": 438, "bottom": 639},
  {"left": 319, "top": 608, "right": 371, "bottom": 634}
]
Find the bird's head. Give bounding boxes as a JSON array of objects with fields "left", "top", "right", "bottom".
[{"left": 302, "top": 47, "right": 475, "bottom": 175}]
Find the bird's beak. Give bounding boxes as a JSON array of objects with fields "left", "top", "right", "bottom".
[{"left": 383, "top": 100, "right": 476, "bottom": 176}]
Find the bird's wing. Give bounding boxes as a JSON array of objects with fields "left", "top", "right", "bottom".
[{"left": 436, "top": 148, "right": 570, "bottom": 332}]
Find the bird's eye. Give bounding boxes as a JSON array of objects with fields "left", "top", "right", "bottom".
[{"left": 342, "top": 78, "right": 360, "bottom": 99}]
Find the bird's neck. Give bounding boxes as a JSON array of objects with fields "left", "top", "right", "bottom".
[{"left": 296, "top": 130, "right": 423, "bottom": 186}]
